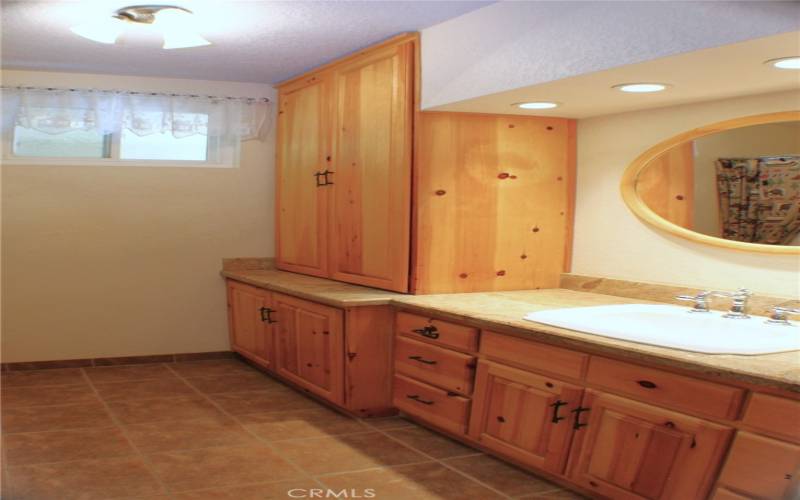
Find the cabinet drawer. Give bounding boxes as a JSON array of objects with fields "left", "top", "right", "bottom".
[
  {"left": 480, "top": 331, "right": 587, "bottom": 380},
  {"left": 396, "top": 312, "right": 479, "bottom": 352},
  {"left": 586, "top": 357, "right": 745, "bottom": 420},
  {"left": 742, "top": 392, "right": 800, "bottom": 443},
  {"left": 717, "top": 432, "right": 800, "bottom": 500},
  {"left": 395, "top": 336, "right": 476, "bottom": 395},
  {"left": 711, "top": 488, "right": 749, "bottom": 500},
  {"left": 393, "top": 374, "right": 471, "bottom": 435}
]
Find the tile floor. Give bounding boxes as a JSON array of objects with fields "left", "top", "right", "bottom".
[{"left": 0, "top": 358, "right": 584, "bottom": 499}]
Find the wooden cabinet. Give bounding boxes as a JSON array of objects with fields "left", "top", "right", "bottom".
[
  {"left": 328, "top": 41, "right": 413, "bottom": 292},
  {"left": 469, "top": 360, "right": 584, "bottom": 474},
  {"left": 275, "top": 73, "right": 331, "bottom": 278},
  {"left": 227, "top": 281, "right": 273, "bottom": 368},
  {"left": 273, "top": 292, "right": 344, "bottom": 406},
  {"left": 568, "top": 390, "right": 732, "bottom": 500},
  {"left": 715, "top": 431, "right": 800, "bottom": 500}
]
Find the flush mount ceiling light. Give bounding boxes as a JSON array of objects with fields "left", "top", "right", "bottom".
[
  {"left": 515, "top": 101, "right": 560, "bottom": 110},
  {"left": 765, "top": 57, "right": 800, "bottom": 70},
  {"left": 70, "top": 5, "right": 211, "bottom": 49},
  {"left": 613, "top": 83, "right": 669, "bottom": 93}
]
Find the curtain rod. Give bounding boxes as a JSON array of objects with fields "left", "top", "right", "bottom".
[{"left": 1, "top": 85, "right": 270, "bottom": 103}]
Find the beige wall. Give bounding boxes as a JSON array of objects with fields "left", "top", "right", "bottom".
[
  {"left": 1, "top": 70, "right": 276, "bottom": 362},
  {"left": 573, "top": 90, "right": 800, "bottom": 298}
]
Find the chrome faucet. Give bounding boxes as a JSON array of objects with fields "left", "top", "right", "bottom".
[
  {"left": 675, "top": 291, "right": 713, "bottom": 313},
  {"left": 714, "top": 288, "right": 753, "bottom": 319},
  {"left": 766, "top": 306, "right": 800, "bottom": 326}
]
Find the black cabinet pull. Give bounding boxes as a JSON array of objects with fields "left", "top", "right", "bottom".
[
  {"left": 406, "top": 394, "right": 434, "bottom": 405},
  {"left": 314, "top": 171, "right": 326, "bottom": 187},
  {"left": 260, "top": 307, "right": 277, "bottom": 324},
  {"left": 637, "top": 380, "right": 657, "bottom": 389},
  {"left": 550, "top": 400, "right": 567, "bottom": 424},
  {"left": 411, "top": 326, "right": 440, "bottom": 339},
  {"left": 323, "top": 170, "right": 335, "bottom": 186},
  {"left": 408, "top": 355, "right": 437, "bottom": 365},
  {"left": 571, "top": 406, "right": 590, "bottom": 430}
]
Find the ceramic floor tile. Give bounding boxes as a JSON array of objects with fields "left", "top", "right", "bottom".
[
  {"left": 106, "top": 396, "right": 226, "bottom": 424},
  {"left": 93, "top": 378, "right": 197, "bottom": 401},
  {"left": 3, "top": 427, "right": 136, "bottom": 466},
  {"left": 360, "top": 415, "right": 416, "bottom": 430},
  {"left": 0, "top": 368, "right": 88, "bottom": 387},
  {"left": 124, "top": 414, "right": 252, "bottom": 453},
  {"left": 172, "top": 480, "right": 321, "bottom": 499},
  {"left": 238, "top": 407, "right": 369, "bottom": 440},
  {"left": 385, "top": 426, "right": 478, "bottom": 459},
  {"left": 319, "top": 462, "right": 505, "bottom": 500},
  {"left": 1, "top": 401, "right": 115, "bottom": 433},
  {"left": 209, "top": 388, "right": 319, "bottom": 415},
  {"left": 272, "top": 431, "right": 428, "bottom": 475},
  {"left": 83, "top": 363, "right": 178, "bottom": 383},
  {"left": 183, "top": 371, "right": 285, "bottom": 394},
  {"left": 443, "top": 454, "right": 562, "bottom": 497},
  {"left": 6, "top": 456, "right": 164, "bottom": 499},
  {"left": 146, "top": 444, "right": 303, "bottom": 492},
  {"left": 169, "top": 359, "right": 257, "bottom": 378},
  {"left": 1, "top": 384, "right": 98, "bottom": 408}
]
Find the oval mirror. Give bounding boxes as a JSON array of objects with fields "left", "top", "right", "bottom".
[{"left": 621, "top": 111, "right": 800, "bottom": 254}]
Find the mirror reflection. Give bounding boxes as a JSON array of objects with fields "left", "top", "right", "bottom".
[{"left": 636, "top": 121, "right": 800, "bottom": 246}]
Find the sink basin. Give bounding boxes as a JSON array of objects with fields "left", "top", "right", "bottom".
[{"left": 523, "top": 304, "right": 800, "bottom": 355}]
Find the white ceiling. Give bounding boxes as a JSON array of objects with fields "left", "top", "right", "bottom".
[
  {"left": 431, "top": 31, "right": 800, "bottom": 118},
  {"left": 0, "top": 0, "right": 492, "bottom": 84}
]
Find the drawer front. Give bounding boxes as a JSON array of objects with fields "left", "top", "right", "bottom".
[
  {"left": 395, "top": 336, "right": 476, "bottom": 395},
  {"left": 586, "top": 357, "right": 745, "bottom": 420},
  {"left": 717, "top": 432, "right": 800, "bottom": 500},
  {"left": 480, "top": 331, "right": 587, "bottom": 380},
  {"left": 742, "top": 392, "right": 800, "bottom": 443},
  {"left": 393, "top": 374, "right": 471, "bottom": 435},
  {"left": 711, "top": 488, "right": 750, "bottom": 500},
  {"left": 396, "top": 312, "right": 479, "bottom": 352}
]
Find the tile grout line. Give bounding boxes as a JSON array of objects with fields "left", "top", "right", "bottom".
[
  {"left": 163, "top": 362, "right": 329, "bottom": 491},
  {"left": 77, "top": 367, "right": 177, "bottom": 500}
]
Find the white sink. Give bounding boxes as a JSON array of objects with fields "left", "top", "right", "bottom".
[{"left": 524, "top": 304, "right": 800, "bottom": 355}]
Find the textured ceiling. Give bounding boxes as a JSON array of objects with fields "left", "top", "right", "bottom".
[{"left": 0, "top": 0, "right": 492, "bottom": 83}]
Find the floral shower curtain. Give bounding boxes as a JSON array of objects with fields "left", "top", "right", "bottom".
[{"left": 716, "top": 156, "right": 800, "bottom": 245}]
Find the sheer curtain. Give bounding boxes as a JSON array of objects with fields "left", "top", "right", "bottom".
[{"left": 1, "top": 86, "right": 272, "bottom": 163}]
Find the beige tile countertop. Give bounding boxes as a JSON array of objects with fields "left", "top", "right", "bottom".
[
  {"left": 223, "top": 267, "right": 799, "bottom": 392},
  {"left": 392, "top": 289, "right": 800, "bottom": 393}
]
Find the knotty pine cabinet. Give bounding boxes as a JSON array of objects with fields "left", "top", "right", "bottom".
[
  {"left": 276, "top": 34, "right": 577, "bottom": 294},
  {"left": 225, "top": 279, "right": 394, "bottom": 416}
]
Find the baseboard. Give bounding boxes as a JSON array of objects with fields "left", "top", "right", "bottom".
[{"left": 1, "top": 351, "right": 237, "bottom": 371}]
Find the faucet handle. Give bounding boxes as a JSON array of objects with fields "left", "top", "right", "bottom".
[
  {"left": 767, "top": 306, "right": 800, "bottom": 326},
  {"left": 675, "top": 291, "right": 712, "bottom": 313}
]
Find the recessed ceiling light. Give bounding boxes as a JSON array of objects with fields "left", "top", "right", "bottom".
[
  {"left": 613, "top": 83, "right": 669, "bottom": 93},
  {"left": 766, "top": 57, "right": 800, "bottom": 70},
  {"left": 515, "top": 102, "right": 559, "bottom": 110},
  {"left": 70, "top": 5, "right": 210, "bottom": 49}
]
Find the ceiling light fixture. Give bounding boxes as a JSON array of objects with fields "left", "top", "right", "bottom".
[
  {"left": 765, "top": 57, "right": 800, "bottom": 70},
  {"left": 613, "top": 83, "right": 669, "bottom": 93},
  {"left": 515, "top": 101, "right": 559, "bottom": 110},
  {"left": 70, "top": 5, "right": 210, "bottom": 49}
]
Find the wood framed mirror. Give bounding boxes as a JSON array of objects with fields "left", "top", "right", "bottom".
[{"left": 621, "top": 111, "right": 800, "bottom": 255}]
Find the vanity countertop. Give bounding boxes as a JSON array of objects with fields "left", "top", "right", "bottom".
[{"left": 223, "top": 267, "right": 799, "bottom": 392}]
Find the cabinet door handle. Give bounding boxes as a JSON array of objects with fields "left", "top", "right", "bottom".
[
  {"left": 323, "top": 170, "right": 335, "bottom": 186},
  {"left": 550, "top": 400, "right": 567, "bottom": 424},
  {"left": 260, "top": 307, "right": 277, "bottom": 324},
  {"left": 571, "top": 406, "right": 590, "bottom": 430},
  {"left": 408, "top": 355, "right": 437, "bottom": 365},
  {"left": 411, "top": 326, "right": 440, "bottom": 339},
  {"left": 314, "top": 171, "right": 326, "bottom": 187},
  {"left": 406, "top": 394, "right": 434, "bottom": 405},
  {"left": 637, "top": 380, "right": 657, "bottom": 389}
]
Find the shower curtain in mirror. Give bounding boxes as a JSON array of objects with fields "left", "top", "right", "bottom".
[{"left": 716, "top": 156, "right": 800, "bottom": 245}]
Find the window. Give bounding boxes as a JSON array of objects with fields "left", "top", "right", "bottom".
[{"left": 12, "top": 126, "right": 110, "bottom": 158}]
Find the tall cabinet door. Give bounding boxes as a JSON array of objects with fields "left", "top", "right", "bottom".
[
  {"left": 568, "top": 390, "right": 733, "bottom": 500},
  {"left": 276, "top": 74, "right": 331, "bottom": 277},
  {"left": 227, "top": 281, "right": 273, "bottom": 369},
  {"left": 273, "top": 293, "right": 344, "bottom": 405},
  {"left": 328, "top": 40, "right": 414, "bottom": 292},
  {"left": 468, "top": 361, "right": 584, "bottom": 474}
]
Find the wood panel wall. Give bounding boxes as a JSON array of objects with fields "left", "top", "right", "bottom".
[{"left": 636, "top": 142, "right": 695, "bottom": 229}]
